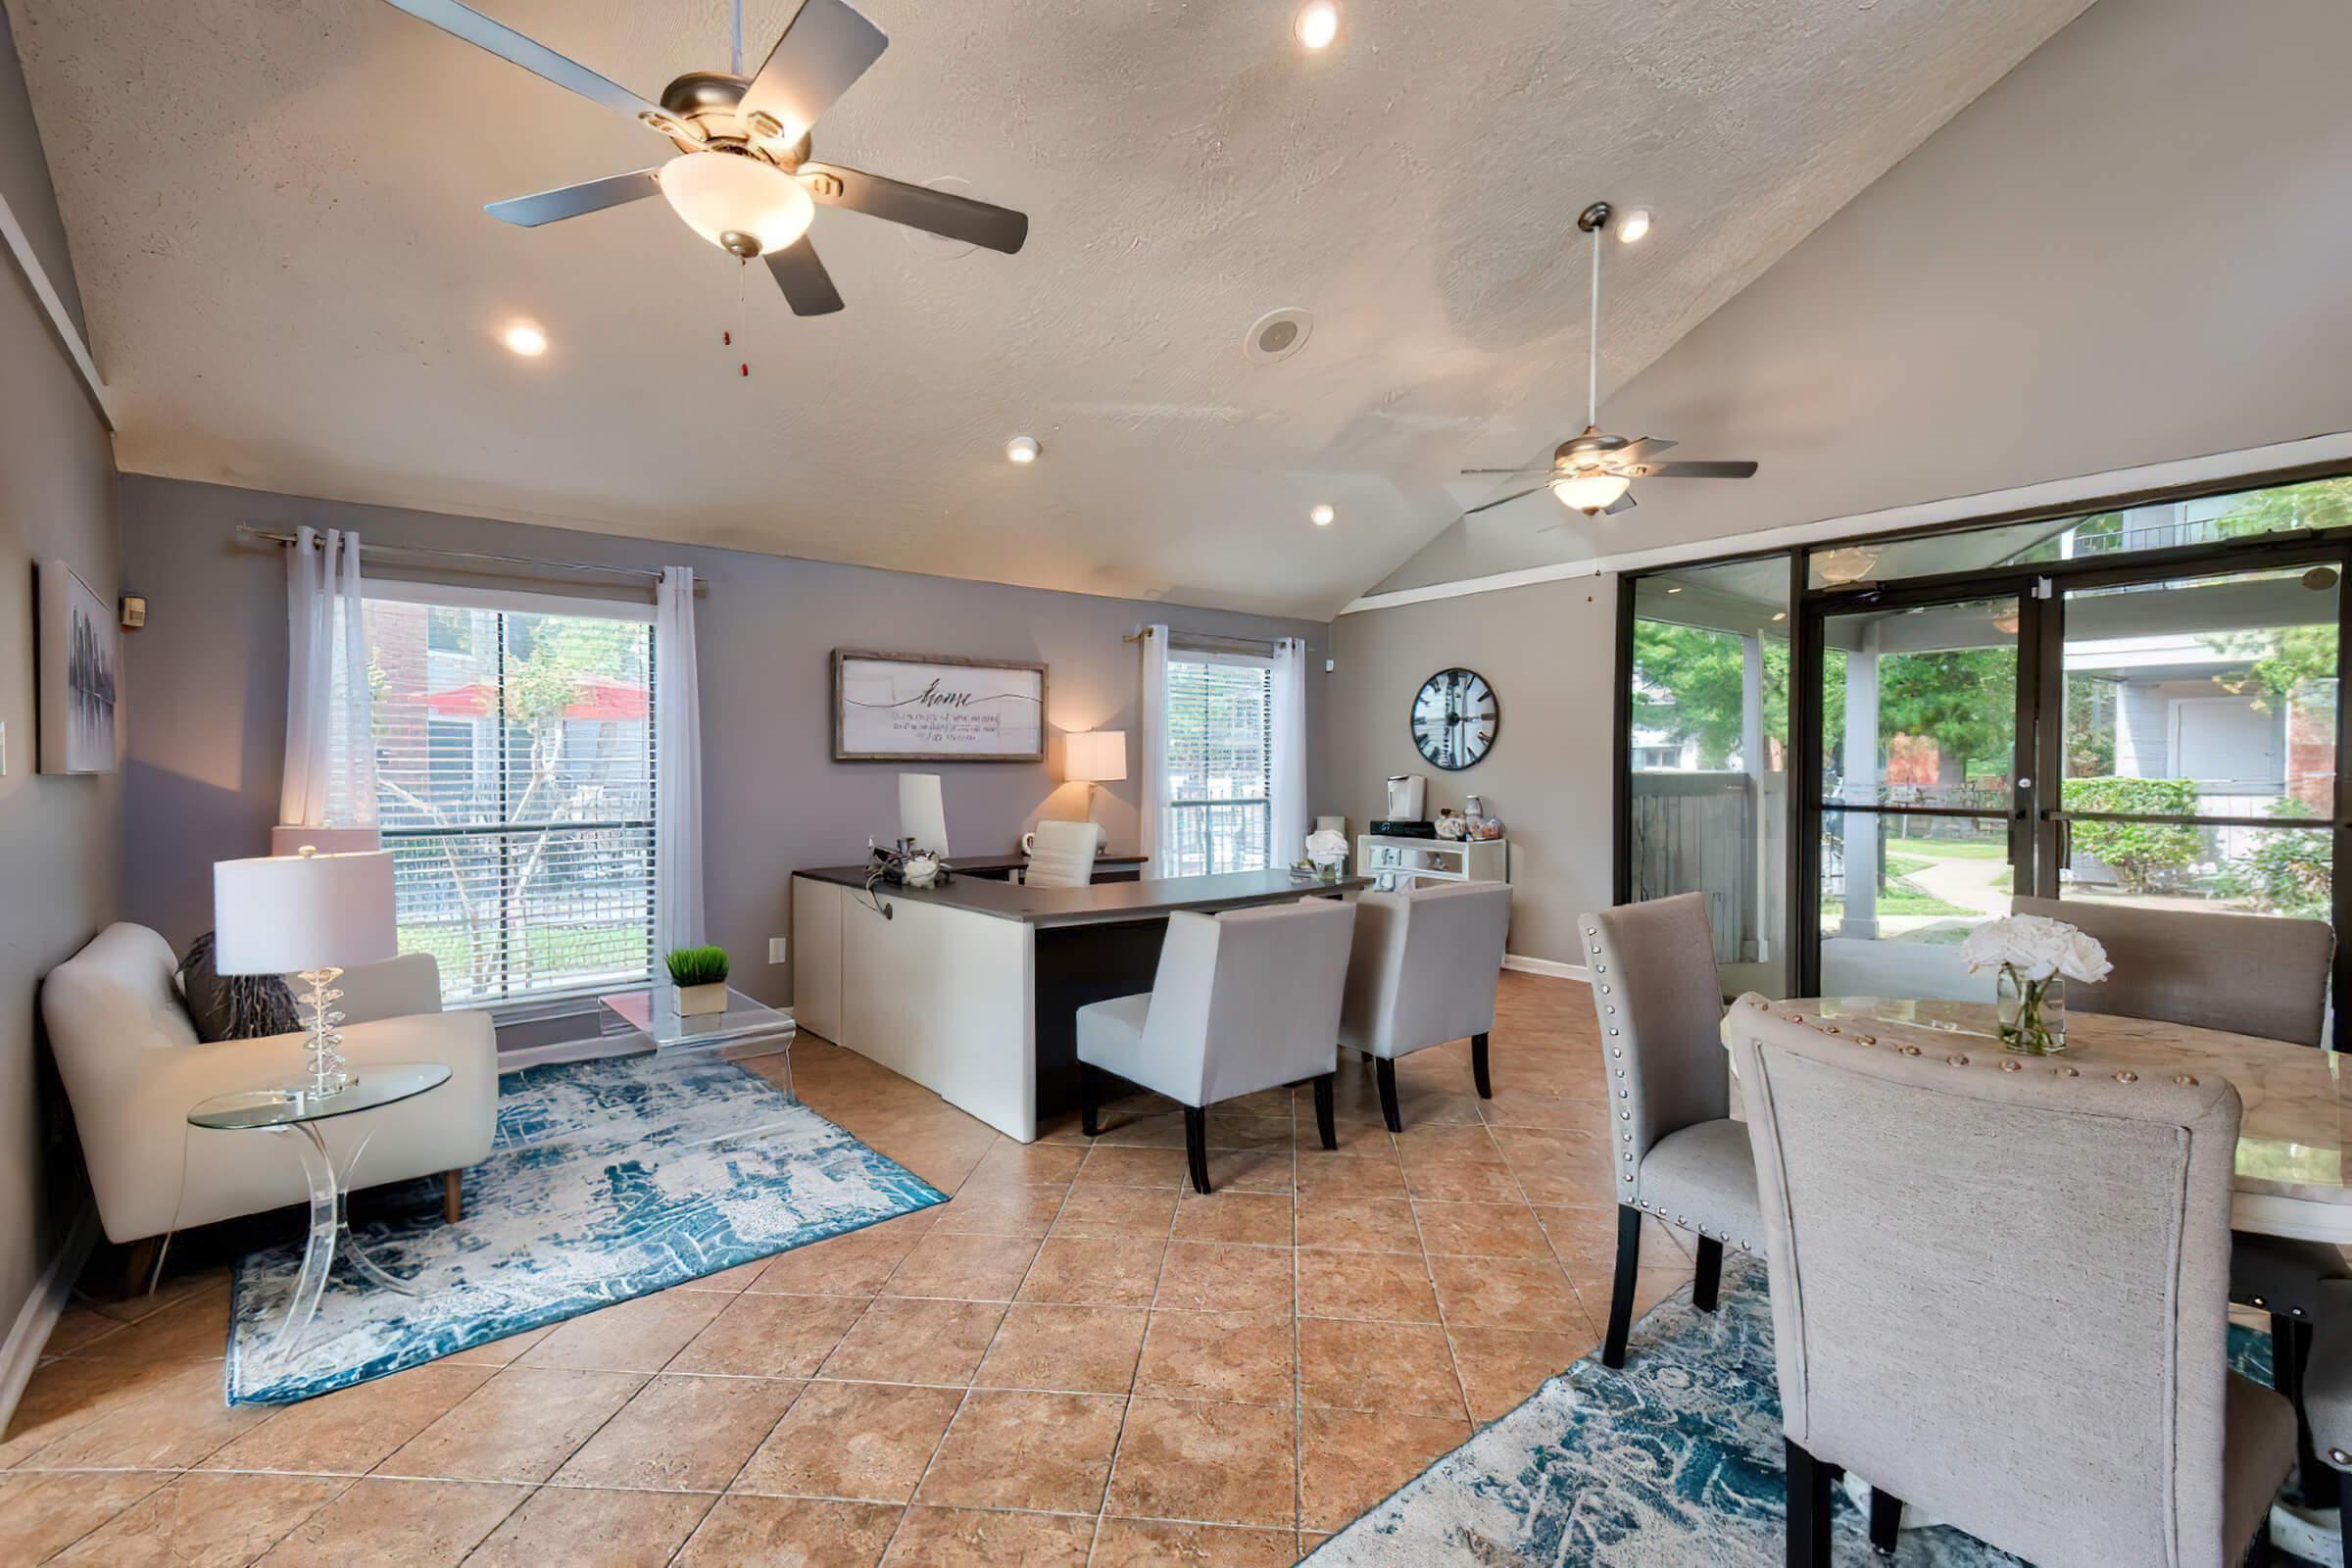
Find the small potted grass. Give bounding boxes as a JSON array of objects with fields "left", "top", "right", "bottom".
[{"left": 665, "top": 945, "right": 731, "bottom": 1016}]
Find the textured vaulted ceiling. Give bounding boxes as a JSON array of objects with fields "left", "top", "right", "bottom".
[{"left": 14, "top": 0, "right": 2088, "bottom": 618}]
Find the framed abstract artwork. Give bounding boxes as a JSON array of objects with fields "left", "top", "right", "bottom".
[
  {"left": 833, "top": 650, "right": 1047, "bottom": 762},
  {"left": 37, "top": 560, "right": 122, "bottom": 775}
]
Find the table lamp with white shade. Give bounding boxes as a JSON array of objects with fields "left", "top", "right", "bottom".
[
  {"left": 1064, "top": 730, "right": 1127, "bottom": 851},
  {"left": 215, "top": 848, "right": 397, "bottom": 1099}
]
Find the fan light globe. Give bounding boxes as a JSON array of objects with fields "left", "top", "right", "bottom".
[
  {"left": 1550, "top": 471, "right": 1632, "bottom": 514},
  {"left": 661, "top": 152, "right": 814, "bottom": 257}
]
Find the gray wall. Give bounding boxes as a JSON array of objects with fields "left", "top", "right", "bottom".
[
  {"left": 118, "top": 476, "right": 1328, "bottom": 1012},
  {"left": 1326, "top": 576, "right": 1616, "bottom": 967},
  {"left": 1, "top": 0, "right": 118, "bottom": 1354},
  {"left": 1374, "top": 0, "right": 2352, "bottom": 594}
]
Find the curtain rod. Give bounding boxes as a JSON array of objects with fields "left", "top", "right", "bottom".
[
  {"left": 236, "top": 524, "right": 705, "bottom": 595},
  {"left": 1121, "top": 626, "right": 1288, "bottom": 656}
]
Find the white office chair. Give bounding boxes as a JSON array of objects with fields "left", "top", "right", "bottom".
[
  {"left": 1020, "top": 818, "right": 1100, "bottom": 888},
  {"left": 1337, "top": 880, "right": 1512, "bottom": 1131},
  {"left": 1076, "top": 898, "right": 1355, "bottom": 1192}
]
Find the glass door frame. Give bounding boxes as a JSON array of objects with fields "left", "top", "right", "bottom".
[{"left": 1788, "top": 531, "right": 2352, "bottom": 1042}]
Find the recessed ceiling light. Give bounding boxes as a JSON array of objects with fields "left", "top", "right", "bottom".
[
  {"left": 1310, "top": 504, "right": 1335, "bottom": 526},
  {"left": 1006, "top": 435, "right": 1041, "bottom": 465},
  {"left": 1244, "top": 307, "right": 1314, "bottom": 365},
  {"left": 502, "top": 322, "right": 548, "bottom": 357},
  {"left": 1295, "top": 1, "right": 1340, "bottom": 49},
  {"left": 1617, "top": 209, "right": 1653, "bottom": 244}
]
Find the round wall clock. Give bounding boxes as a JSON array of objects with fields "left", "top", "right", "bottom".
[{"left": 1410, "top": 667, "right": 1498, "bottom": 771}]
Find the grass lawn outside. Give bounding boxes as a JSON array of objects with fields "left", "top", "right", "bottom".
[
  {"left": 400, "top": 921, "right": 652, "bottom": 1004},
  {"left": 1886, "top": 834, "right": 2008, "bottom": 861}
]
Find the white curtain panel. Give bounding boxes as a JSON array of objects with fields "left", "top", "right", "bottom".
[
  {"left": 655, "top": 565, "right": 706, "bottom": 956},
  {"left": 1140, "top": 624, "right": 1173, "bottom": 862},
  {"left": 279, "top": 526, "right": 375, "bottom": 828},
  {"left": 1270, "top": 636, "right": 1310, "bottom": 866}
]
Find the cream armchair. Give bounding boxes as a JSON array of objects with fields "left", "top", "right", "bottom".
[{"left": 43, "top": 923, "right": 498, "bottom": 1247}]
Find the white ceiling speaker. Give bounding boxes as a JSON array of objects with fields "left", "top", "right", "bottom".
[{"left": 1244, "top": 307, "right": 1314, "bottom": 365}]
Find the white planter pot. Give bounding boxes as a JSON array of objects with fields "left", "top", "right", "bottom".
[{"left": 676, "top": 982, "right": 729, "bottom": 1016}]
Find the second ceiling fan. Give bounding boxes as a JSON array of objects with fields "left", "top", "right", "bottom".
[
  {"left": 375, "top": 0, "right": 1029, "bottom": 316},
  {"left": 1462, "top": 202, "right": 1756, "bottom": 519}
]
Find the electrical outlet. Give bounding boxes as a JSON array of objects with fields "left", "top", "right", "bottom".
[{"left": 768, "top": 937, "right": 788, "bottom": 964}]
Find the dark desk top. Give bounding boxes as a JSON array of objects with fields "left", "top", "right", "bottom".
[{"left": 793, "top": 864, "right": 1368, "bottom": 928}]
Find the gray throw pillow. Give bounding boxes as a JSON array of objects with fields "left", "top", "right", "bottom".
[{"left": 178, "top": 931, "right": 301, "bottom": 1043}]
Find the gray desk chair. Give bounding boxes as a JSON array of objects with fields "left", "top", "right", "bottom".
[
  {"left": 2289, "top": 1278, "right": 2352, "bottom": 1567},
  {"left": 1728, "top": 994, "right": 2296, "bottom": 1568},
  {"left": 1578, "top": 893, "right": 1764, "bottom": 1369},
  {"left": 1076, "top": 898, "right": 1354, "bottom": 1193},
  {"left": 1020, "top": 819, "right": 1100, "bottom": 889},
  {"left": 2014, "top": 894, "right": 2343, "bottom": 1504},
  {"left": 1336, "top": 880, "right": 1512, "bottom": 1131}
]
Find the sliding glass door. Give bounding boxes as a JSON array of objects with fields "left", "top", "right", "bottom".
[
  {"left": 2042, "top": 563, "right": 2338, "bottom": 929},
  {"left": 1812, "top": 594, "right": 2026, "bottom": 1001}
]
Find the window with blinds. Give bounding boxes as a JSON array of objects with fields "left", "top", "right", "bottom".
[
  {"left": 1162, "top": 655, "right": 1274, "bottom": 876},
  {"left": 356, "top": 595, "right": 657, "bottom": 1007}
]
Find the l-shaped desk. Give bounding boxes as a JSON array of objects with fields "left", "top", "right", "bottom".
[{"left": 790, "top": 863, "right": 1368, "bottom": 1141}]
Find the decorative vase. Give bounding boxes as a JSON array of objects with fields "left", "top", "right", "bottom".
[
  {"left": 677, "top": 982, "right": 729, "bottom": 1017},
  {"left": 1996, "top": 965, "right": 2067, "bottom": 1054}
]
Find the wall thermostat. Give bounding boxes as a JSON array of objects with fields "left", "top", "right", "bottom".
[{"left": 121, "top": 595, "right": 146, "bottom": 629}]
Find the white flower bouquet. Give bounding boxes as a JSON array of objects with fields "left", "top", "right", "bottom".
[{"left": 1960, "top": 914, "right": 2109, "bottom": 1054}]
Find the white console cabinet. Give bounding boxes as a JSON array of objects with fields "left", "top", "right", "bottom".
[{"left": 1356, "top": 835, "right": 1508, "bottom": 890}]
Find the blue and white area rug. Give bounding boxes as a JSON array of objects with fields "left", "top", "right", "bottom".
[
  {"left": 1305, "top": 1255, "right": 2280, "bottom": 1565},
  {"left": 226, "top": 1053, "right": 946, "bottom": 1405}
]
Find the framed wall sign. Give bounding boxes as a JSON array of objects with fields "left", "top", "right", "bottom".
[{"left": 833, "top": 650, "right": 1049, "bottom": 762}]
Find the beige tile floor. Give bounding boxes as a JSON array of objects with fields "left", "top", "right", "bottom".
[{"left": 1, "top": 971, "right": 1693, "bottom": 1565}]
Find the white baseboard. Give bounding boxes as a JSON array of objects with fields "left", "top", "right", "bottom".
[
  {"left": 1, "top": 1203, "right": 101, "bottom": 1434},
  {"left": 1504, "top": 954, "right": 1592, "bottom": 982}
]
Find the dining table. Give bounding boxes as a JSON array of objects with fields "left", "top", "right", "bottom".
[{"left": 1776, "top": 998, "right": 2352, "bottom": 1244}]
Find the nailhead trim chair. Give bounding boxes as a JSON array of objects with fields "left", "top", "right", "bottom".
[
  {"left": 1075, "top": 898, "right": 1355, "bottom": 1193},
  {"left": 2012, "top": 895, "right": 2345, "bottom": 1508},
  {"left": 2289, "top": 1277, "right": 2352, "bottom": 1566},
  {"left": 1335, "top": 880, "right": 1511, "bottom": 1132},
  {"left": 1577, "top": 893, "right": 1763, "bottom": 1370},
  {"left": 1729, "top": 993, "right": 2295, "bottom": 1568}
]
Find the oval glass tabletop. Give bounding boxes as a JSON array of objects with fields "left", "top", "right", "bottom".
[{"left": 187, "top": 1061, "right": 452, "bottom": 1131}]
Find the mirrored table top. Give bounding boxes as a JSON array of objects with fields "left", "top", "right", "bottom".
[
  {"left": 599, "top": 985, "right": 796, "bottom": 1053},
  {"left": 187, "top": 1062, "right": 452, "bottom": 1131},
  {"left": 1784, "top": 998, "right": 2352, "bottom": 1216}
]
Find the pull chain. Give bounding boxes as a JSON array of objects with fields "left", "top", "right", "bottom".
[{"left": 731, "top": 258, "right": 750, "bottom": 377}]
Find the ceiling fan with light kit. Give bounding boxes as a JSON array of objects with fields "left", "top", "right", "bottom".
[
  {"left": 373, "top": 0, "right": 1029, "bottom": 316},
  {"left": 1462, "top": 201, "right": 1757, "bottom": 520}
]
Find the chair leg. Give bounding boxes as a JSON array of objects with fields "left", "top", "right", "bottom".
[
  {"left": 1601, "top": 1202, "right": 1643, "bottom": 1369},
  {"left": 1786, "top": 1438, "right": 1834, "bottom": 1568},
  {"left": 442, "top": 1169, "right": 464, "bottom": 1225},
  {"left": 1313, "top": 1073, "right": 1338, "bottom": 1151},
  {"left": 1868, "top": 1487, "right": 1902, "bottom": 1555},
  {"left": 1471, "top": 1031, "right": 1492, "bottom": 1099},
  {"left": 1693, "top": 1237, "right": 1724, "bottom": 1314},
  {"left": 1079, "top": 1062, "right": 1102, "bottom": 1138},
  {"left": 1375, "top": 1057, "right": 1402, "bottom": 1134},
  {"left": 1184, "top": 1106, "right": 1211, "bottom": 1194},
  {"left": 2276, "top": 1313, "right": 2337, "bottom": 1511}
]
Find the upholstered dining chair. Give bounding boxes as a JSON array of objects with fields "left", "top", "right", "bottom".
[
  {"left": 2013, "top": 893, "right": 2344, "bottom": 1505},
  {"left": 1727, "top": 993, "right": 2296, "bottom": 1568},
  {"left": 1336, "top": 880, "right": 1512, "bottom": 1131},
  {"left": 1021, "top": 818, "right": 1100, "bottom": 888},
  {"left": 1577, "top": 892, "right": 1762, "bottom": 1370},
  {"left": 1075, "top": 897, "right": 1354, "bottom": 1193}
]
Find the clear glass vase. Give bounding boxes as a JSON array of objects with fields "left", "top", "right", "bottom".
[{"left": 1997, "top": 965, "right": 2067, "bottom": 1054}]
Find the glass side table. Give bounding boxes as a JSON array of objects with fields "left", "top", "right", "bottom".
[
  {"left": 187, "top": 1062, "right": 451, "bottom": 1361},
  {"left": 598, "top": 984, "right": 798, "bottom": 1099}
]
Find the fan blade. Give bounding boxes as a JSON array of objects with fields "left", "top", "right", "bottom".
[
  {"left": 740, "top": 0, "right": 889, "bottom": 143},
  {"left": 765, "top": 236, "right": 845, "bottom": 316},
  {"left": 1464, "top": 486, "right": 1549, "bottom": 516},
  {"left": 801, "top": 163, "right": 1028, "bottom": 254},
  {"left": 1458, "top": 467, "right": 1559, "bottom": 476},
  {"left": 1633, "top": 460, "right": 1759, "bottom": 479},
  {"left": 376, "top": 0, "right": 666, "bottom": 122},
  {"left": 485, "top": 168, "right": 662, "bottom": 227},
  {"left": 1617, "top": 436, "right": 1677, "bottom": 463},
  {"left": 1603, "top": 491, "right": 1640, "bottom": 515}
]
